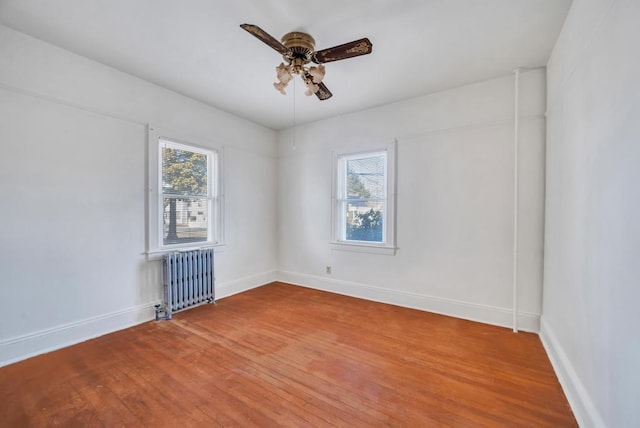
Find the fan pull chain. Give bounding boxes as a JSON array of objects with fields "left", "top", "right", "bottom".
[{"left": 292, "top": 77, "right": 297, "bottom": 150}]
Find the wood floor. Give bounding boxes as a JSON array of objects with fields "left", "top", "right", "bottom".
[{"left": 0, "top": 282, "right": 576, "bottom": 427}]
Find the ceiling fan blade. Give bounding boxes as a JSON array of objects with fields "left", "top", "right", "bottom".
[
  {"left": 240, "top": 24, "right": 289, "bottom": 56},
  {"left": 315, "top": 82, "right": 333, "bottom": 101},
  {"left": 314, "top": 38, "right": 372, "bottom": 63}
]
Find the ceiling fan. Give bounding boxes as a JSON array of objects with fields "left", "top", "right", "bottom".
[{"left": 240, "top": 24, "right": 373, "bottom": 101}]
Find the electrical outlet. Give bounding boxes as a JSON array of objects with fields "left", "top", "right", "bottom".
[{"left": 326, "top": 266, "right": 332, "bottom": 274}]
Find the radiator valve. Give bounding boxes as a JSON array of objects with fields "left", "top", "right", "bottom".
[{"left": 154, "top": 304, "right": 171, "bottom": 321}]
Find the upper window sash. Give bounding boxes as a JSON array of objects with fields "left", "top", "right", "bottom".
[
  {"left": 336, "top": 150, "right": 387, "bottom": 200},
  {"left": 159, "top": 139, "right": 214, "bottom": 199}
]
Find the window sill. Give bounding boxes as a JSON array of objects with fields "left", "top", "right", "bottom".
[
  {"left": 329, "top": 241, "right": 397, "bottom": 256},
  {"left": 145, "top": 243, "right": 226, "bottom": 261}
]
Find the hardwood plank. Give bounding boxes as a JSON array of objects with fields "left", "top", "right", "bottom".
[{"left": 0, "top": 282, "right": 576, "bottom": 427}]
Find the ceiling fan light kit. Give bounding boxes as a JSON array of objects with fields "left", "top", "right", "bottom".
[{"left": 240, "top": 24, "right": 372, "bottom": 101}]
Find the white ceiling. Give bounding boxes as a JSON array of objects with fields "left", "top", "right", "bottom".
[{"left": 0, "top": 0, "right": 571, "bottom": 130}]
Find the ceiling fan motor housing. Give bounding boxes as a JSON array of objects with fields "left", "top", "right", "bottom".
[{"left": 281, "top": 31, "right": 316, "bottom": 64}]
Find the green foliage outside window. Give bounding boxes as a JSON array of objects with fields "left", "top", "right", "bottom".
[{"left": 347, "top": 208, "right": 383, "bottom": 242}]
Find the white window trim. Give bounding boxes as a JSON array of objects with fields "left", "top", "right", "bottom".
[
  {"left": 330, "top": 139, "right": 397, "bottom": 256},
  {"left": 147, "top": 125, "right": 225, "bottom": 257}
]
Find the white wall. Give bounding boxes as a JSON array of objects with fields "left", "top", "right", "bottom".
[
  {"left": 541, "top": 0, "right": 640, "bottom": 426},
  {"left": 276, "top": 70, "right": 547, "bottom": 332},
  {"left": 0, "top": 25, "right": 278, "bottom": 366}
]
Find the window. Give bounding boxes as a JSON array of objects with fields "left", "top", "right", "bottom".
[
  {"left": 331, "top": 140, "right": 397, "bottom": 255},
  {"left": 148, "top": 126, "right": 223, "bottom": 253}
]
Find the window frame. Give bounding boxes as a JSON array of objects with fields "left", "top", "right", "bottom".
[
  {"left": 330, "top": 139, "right": 397, "bottom": 255},
  {"left": 147, "top": 125, "right": 224, "bottom": 255}
]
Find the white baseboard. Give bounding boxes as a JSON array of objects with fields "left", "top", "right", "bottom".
[
  {"left": 539, "top": 317, "right": 605, "bottom": 428},
  {"left": 0, "top": 270, "right": 537, "bottom": 367},
  {"left": 276, "top": 270, "right": 540, "bottom": 333},
  {"left": 216, "top": 270, "right": 277, "bottom": 299},
  {"left": 0, "top": 270, "right": 278, "bottom": 367},
  {"left": 0, "top": 303, "right": 156, "bottom": 368}
]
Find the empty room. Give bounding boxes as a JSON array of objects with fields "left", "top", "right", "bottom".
[{"left": 0, "top": 0, "right": 638, "bottom": 426}]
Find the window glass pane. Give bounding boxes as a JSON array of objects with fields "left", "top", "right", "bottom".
[
  {"left": 345, "top": 200, "right": 384, "bottom": 242},
  {"left": 162, "top": 146, "right": 208, "bottom": 196},
  {"left": 163, "top": 197, "right": 209, "bottom": 245},
  {"left": 346, "top": 155, "right": 385, "bottom": 200}
]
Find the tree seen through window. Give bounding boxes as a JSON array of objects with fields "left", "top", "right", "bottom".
[{"left": 161, "top": 145, "right": 209, "bottom": 245}]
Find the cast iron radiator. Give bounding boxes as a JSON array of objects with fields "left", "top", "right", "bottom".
[{"left": 156, "top": 248, "right": 215, "bottom": 320}]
